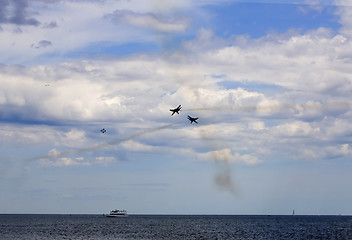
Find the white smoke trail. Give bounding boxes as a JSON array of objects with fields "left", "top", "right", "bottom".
[
  {"left": 183, "top": 101, "right": 352, "bottom": 113},
  {"left": 26, "top": 122, "right": 180, "bottom": 162}
]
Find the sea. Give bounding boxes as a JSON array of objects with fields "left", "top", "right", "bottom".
[{"left": 1, "top": 214, "right": 352, "bottom": 239}]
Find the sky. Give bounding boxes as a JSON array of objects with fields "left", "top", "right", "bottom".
[{"left": 1, "top": 0, "right": 352, "bottom": 215}]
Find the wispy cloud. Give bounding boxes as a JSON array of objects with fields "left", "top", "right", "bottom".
[{"left": 106, "top": 10, "right": 189, "bottom": 33}]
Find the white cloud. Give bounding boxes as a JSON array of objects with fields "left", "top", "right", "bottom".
[
  {"left": 248, "top": 121, "right": 266, "bottom": 131},
  {"left": 325, "top": 118, "right": 352, "bottom": 137},
  {"left": 273, "top": 121, "right": 321, "bottom": 137},
  {"left": 1, "top": 0, "right": 352, "bottom": 169},
  {"left": 298, "top": 0, "right": 325, "bottom": 13},
  {"left": 1, "top": 36, "right": 351, "bottom": 166},
  {"left": 38, "top": 149, "right": 118, "bottom": 167},
  {"left": 94, "top": 156, "right": 116, "bottom": 166},
  {"left": 335, "top": 0, "right": 352, "bottom": 38},
  {"left": 0, "top": 124, "right": 90, "bottom": 152},
  {"left": 39, "top": 148, "right": 89, "bottom": 167},
  {"left": 191, "top": 29, "right": 352, "bottom": 96},
  {"left": 0, "top": 0, "right": 220, "bottom": 64},
  {"left": 191, "top": 148, "right": 262, "bottom": 166},
  {"left": 211, "top": 149, "right": 262, "bottom": 165},
  {"left": 107, "top": 10, "right": 189, "bottom": 33}
]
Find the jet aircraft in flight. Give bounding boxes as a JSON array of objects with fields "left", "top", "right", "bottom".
[
  {"left": 170, "top": 105, "right": 182, "bottom": 116},
  {"left": 187, "top": 115, "right": 198, "bottom": 124}
]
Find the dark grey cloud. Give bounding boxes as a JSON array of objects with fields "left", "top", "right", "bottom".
[
  {"left": 42, "top": 21, "right": 57, "bottom": 28},
  {"left": 31, "top": 40, "right": 52, "bottom": 49},
  {"left": 38, "top": 40, "right": 52, "bottom": 48},
  {"left": 0, "top": 0, "right": 9, "bottom": 23},
  {"left": 0, "top": 0, "right": 40, "bottom": 26},
  {"left": 0, "top": 2, "right": 9, "bottom": 25}
]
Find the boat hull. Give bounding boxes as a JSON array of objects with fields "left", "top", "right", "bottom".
[
  {"left": 106, "top": 209, "right": 128, "bottom": 217},
  {"left": 106, "top": 214, "right": 128, "bottom": 217}
]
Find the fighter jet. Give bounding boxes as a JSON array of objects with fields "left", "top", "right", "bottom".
[
  {"left": 170, "top": 105, "right": 182, "bottom": 116},
  {"left": 187, "top": 115, "right": 198, "bottom": 124},
  {"left": 100, "top": 128, "right": 107, "bottom": 133}
]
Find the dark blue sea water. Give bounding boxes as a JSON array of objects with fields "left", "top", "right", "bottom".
[{"left": 0, "top": 214, "right": 351, "bottom": 239}]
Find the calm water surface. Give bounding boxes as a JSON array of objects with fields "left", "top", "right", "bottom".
[{"left": 0, "top": 214, "right": 351, "bottom": 239}]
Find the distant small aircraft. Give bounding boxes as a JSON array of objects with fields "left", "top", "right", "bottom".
[
  {"left": 100, "top": 128, "right": 106, "bottom": 133},
  {"left": 187, "top": 115, "right": 198, "bottom": 124},
  {"left": 170, "top": 105, "right": 182, "bottom": 116}
]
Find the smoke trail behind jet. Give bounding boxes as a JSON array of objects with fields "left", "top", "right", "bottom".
[
  {"left": 27, "top": 122, "right": 180, "bottom": 162},
  {"left": 183, "top": 101, "right": 352, "bottom": 113}
]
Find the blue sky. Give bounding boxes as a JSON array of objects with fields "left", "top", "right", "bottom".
[{"left": 1, "top": 0, "right": 352, "bottom": 215}]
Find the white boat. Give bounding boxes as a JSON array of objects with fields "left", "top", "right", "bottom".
[{"left": 106, "top": 209, "right": 128, "bottom": 217}]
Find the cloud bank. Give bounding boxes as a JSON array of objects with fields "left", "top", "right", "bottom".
[{"left": 1, "top": 0, "right": 352, "bottom": 201}]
